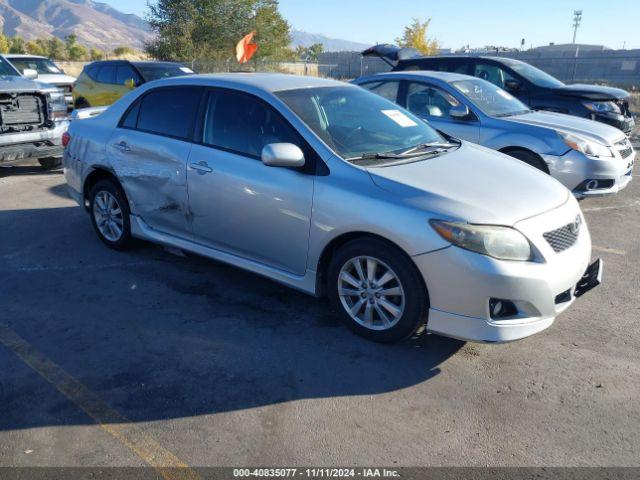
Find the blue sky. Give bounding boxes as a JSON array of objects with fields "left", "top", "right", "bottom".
[{"left": 105, "top": 0, "right": 640, "bottom": 49}]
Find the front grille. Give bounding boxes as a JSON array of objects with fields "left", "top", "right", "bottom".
[
  {"left": 615, "top": 139, "right": 634, "bottom": 159},
  {"left": 0, "top": 93, "right": 46, "bottom": 131},
  {"left": 543, "top": 219, "right": 581, "bottom": 253}
]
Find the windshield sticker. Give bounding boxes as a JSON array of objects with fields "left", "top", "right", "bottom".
[
  {"left": 180, "top": 67, "right": 194, "bottom": 73},
  {"left": 381, "top": 109, "right": 418, "bottom": 128},
  {"left": 496, "top": 89, "right": 514, "bottom": 100}
]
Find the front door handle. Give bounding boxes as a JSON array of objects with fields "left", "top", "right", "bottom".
[
  {"left": 189, "top": 161, "right": 213, "bottom": 175},
  {"left": 113, "top": 141, "right": 131, "bottom": 152}
]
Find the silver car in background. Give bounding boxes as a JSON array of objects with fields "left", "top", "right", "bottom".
[
  {"left": 64, "top": 74, "right": 601, "bottom": 344},
  {"left": 355, "top": 72, "right": 635, "bottom": 198}
]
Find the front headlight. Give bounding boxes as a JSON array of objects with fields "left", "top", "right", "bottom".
[
  {"left": 557, "top": 130, "right": 613, "bottom": 158},
  {"left": 47, "top": 90, "right": 69, "bottom": 121},
  {"left": 582, "top": 101, "right": 621, "bottom": 114},
  {"left": 430, "top": 220, "right": 533, "bottom": 261}
]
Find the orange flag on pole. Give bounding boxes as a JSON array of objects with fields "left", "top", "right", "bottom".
[{"left": 236, "top": 31, "right": 258, "bottom": 64}]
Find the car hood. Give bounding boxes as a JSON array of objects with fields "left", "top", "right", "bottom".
[
  {"left": 506, "top": 110, "right": 626, "bottom": 145},
  {"left": 552, "top": 83, "right": 630, "bottom": 101},
  {"left": 0, "top": 75, "right": 57, "bottom": 92},
  {"left": 35, "top": 73, "right": 76, "bottom": 85},
  {"left": 368, "top": 142, "right": 570, "bottom": 226}
]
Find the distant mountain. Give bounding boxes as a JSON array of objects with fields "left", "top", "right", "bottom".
[
  {"left": 291, "top": 29, "right": 369, "bottom": 52},
  {"left": 0, "top": 0, "right": 152, "bottom": 50}
]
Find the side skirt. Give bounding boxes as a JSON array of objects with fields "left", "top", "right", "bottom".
[{"left": 129, "top": 215, "right": 319, "bottom": 296}]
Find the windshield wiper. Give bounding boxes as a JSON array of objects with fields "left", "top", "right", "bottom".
[
  {"left": 494, "top": 109, "right": 532, "bottom": 118},
  {"left": 399, "top": 141, "right": 459, "bottom": 156}
]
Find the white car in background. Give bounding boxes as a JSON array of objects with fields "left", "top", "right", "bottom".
[{"left": 5, "top": 54, "right": 76, "bottom": 108}]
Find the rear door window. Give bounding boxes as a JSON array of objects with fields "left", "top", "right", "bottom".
[
  {"left": 359, "top": 80, "right": 401, "bottom": 102},
  {"left": 96, "top": 65, "right": 116, "bottom": 84},
  {"left": 115, "top": 65, "right": 140, "bottom": 86},
  {"left": 132, "top": 87, "right": 202, "bottom": 140}
]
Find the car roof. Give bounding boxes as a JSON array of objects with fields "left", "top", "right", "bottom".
[
  {"left": 401, "top": 55, "right": 516, "bottom": 63},
  {"left": 130, "top": 61, "right": 188, "bottom": 67},
  {"left": 150, "top": 73, "right": 349, "bottom": 93},
  {"left": 4, "top": 54, "right": 48, "bottom": 59},
  {"left": 361, "top": 70, "right": 472, "bottom": 84}
]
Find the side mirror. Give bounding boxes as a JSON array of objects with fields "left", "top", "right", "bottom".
[
  {"left": 504, "top": 79, "right": 521, "bottom": 92},
  {"left": 124, "top": 78, "right": 136, "bottom": 89},
  {"left": 261, "top": 143, "right": 305, "bottom": 168},
  {"left": 23, "top": 69, "right": 38, "bottom": 79},
  {"left": 449, "top": 104, "right": 471, "bottom": 120}
]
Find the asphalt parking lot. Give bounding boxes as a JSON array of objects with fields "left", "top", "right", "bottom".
[{"left": 1, "top": 160, "right": 639, "bottom": 469}]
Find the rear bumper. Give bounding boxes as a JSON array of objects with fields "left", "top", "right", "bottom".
[
  {"left": 543, "top": 149, "right": 634, "bottom": 198},
  {"left": 0, "top": 121, "right": 68, "bottom": 165}
]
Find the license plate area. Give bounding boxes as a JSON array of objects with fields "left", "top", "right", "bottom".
[{"left": 574, "top": 259, "right": 603, "bottom": 298}]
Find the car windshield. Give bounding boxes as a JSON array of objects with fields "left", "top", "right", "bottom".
[
  {"left": 501, "top": 59, "right": 564, "bottom": 88},
  {"left": 451, "top": 79, "right": 531, "bottom": 117},
  {"left": 276, "top": 86, "right": 446, "bottom": 162},
  {"left": 134, "top": 63, "right": 195, "bottom": 82},
  {"left": 8, "top": 57, "right": 63, "bottom": 75},
  {"left": 0, "top": 57, "right": 20, "bottom": 77}
]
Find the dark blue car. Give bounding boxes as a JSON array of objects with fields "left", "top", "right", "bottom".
[{"left": 363, "top": 45, "right": 636, "bottom": 135}]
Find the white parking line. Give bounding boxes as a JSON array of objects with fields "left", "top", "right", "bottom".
[
  {"left": 592, "top": 245, "right": 627, "bottom": 256},
  {"left": 583, "top": 200, "right": 640, "bottom": 212}
]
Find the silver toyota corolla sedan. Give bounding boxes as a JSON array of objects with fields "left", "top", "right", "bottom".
[
  {"left": 63, "top": 74, "right": 602, "bottom": 343},
  {"left": 354, "top": 72, "right": 635, "bottom": 198}
]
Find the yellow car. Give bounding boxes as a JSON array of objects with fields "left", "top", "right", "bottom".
[{"left": 73, "top": 60, "right": 195, "bottom": 109}]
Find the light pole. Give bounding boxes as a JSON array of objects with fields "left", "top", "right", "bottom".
[{"left": 572, "top": 10, "right": 582, "bottom": 44}]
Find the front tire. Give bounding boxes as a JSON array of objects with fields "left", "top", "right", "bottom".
[
  {"left": 89, "top": 179, "right": 132, "bottom": 250},
  {"left": 506, "top": 149, "right": 548, "bottom": 173},
  {"left": 38, "top": 157, "right": 62, "bottom": 170},
  {"left": 327, "top": 238, "right": 428, "bottom": 343}
]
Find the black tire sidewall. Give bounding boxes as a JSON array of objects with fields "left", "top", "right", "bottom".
[
  {"left": 327, "top": 238, "right": 428, "bottom": 343},
  {"left": 38, "top": 158, "right": 62, "bottom": 170},
  {"left": 89, "top": 179, "right": 132, "bottom": 250},
  {"left": 508, "top": 150, "right": 547, "bottom": 173}
]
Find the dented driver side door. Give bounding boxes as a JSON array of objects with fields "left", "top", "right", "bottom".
[{"left": 107, "top": 86, "right": 203, "bottom": 239}]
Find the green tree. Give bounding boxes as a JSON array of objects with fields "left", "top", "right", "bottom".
[
  {"left": 47, "top": 37, "right": 68, "bottom": 60},
  {"left": 90, "top": 48, "right": 105, "bottom": 61},
  {"left": 9, "top": 36, "right": 26, "bottom": 54},
  {"left": 0, "top": 34, "right": 10, "bottom": 54},
  {"left": 65, "top": 34, "right": 88, "bottom": 60},
  {"left": 113, "top": 46, "right": 135, "bottom": 57},
  {"left": 26, "top": 40, "right": 48, "bottom": 56},
  {"left": 396, "top": 18, "right": 439, "bottom": 55},
  {"left": 146, "top": 0, "right": 291, "bottom": 63},
  {"left": 296, "top": 43, "right": 323, "bottom": 61}
]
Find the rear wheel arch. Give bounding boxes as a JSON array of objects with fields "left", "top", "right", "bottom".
[
  {"left": 499, "top": 147, "right": 549, "bottom": 173},
  {"left": 83, "top": 168, "right": 123, "bottom": 209}
]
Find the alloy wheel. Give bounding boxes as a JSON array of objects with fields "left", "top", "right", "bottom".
[
  {"left": 337, "top": 256, "right": 405, "bottom": 331},
  {"left": 93, "top": 190, "right": 124, "bottom": 242}
]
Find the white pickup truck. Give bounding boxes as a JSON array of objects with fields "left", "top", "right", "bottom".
[{"left": 0, "top": 55, "right": 69, "bottom": 170}]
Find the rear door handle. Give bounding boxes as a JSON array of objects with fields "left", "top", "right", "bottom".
[
  {"left": 189, "top": 161, "right": 213, "bottom": 175},
  {"left": 113, "top": 141, "right": 131, "bottom": 153}
]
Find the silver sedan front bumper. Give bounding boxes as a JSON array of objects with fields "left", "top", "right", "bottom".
[{"left": 543, "top": 147, "right": 635, "bottom": 198}]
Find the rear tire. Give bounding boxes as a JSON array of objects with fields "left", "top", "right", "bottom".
[
  {"left": 327, "top": 238, "right": 428, "bottom": 343},
  {"left": 38, "top": 157, "right": 62, "bottom": 170},
  {"left": 89, "top": 179, "right": 133, "bottom": 250},
  {"left": 506, "top": 149, "right": 548, "bottom": 173},
  {"left": 74, "top": 98, "right": 90, "bottom": 109}
]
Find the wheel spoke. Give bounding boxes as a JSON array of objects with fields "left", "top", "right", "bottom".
[
  {"left": 352, "top": 259, "right": 366, "bottom": 282},
  {"left": 340, "top": 272, "right": 361, "bottom": 289},
  {"left": 339, "top": 287, "right": 360, "bottom": 297},
  {"left": 350, "top": 298, "right": 366, "bottom": 316},
  {"left": 379, "top": 287, "right": 402, "bottom": 297},
  {"left": 378, "top": 298, "right": 401, "bottom": 319},
  {"left": 366, "top": 258, "right": 378, "bottom": 283},
  {"left": 374, "top": 304, "right": 392, "bottom": 327},
  {"left": 110, "top": 221, "right": 122, "bottom": 238},
  {"left": 377, "top": 270, "right": 395, "bottom": 287},
  {"left": 363, "top": 303, "right": 374, "bottom": 325},
  {"left": 95, "top": 194, "right": 106, "bottom": 211}
]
